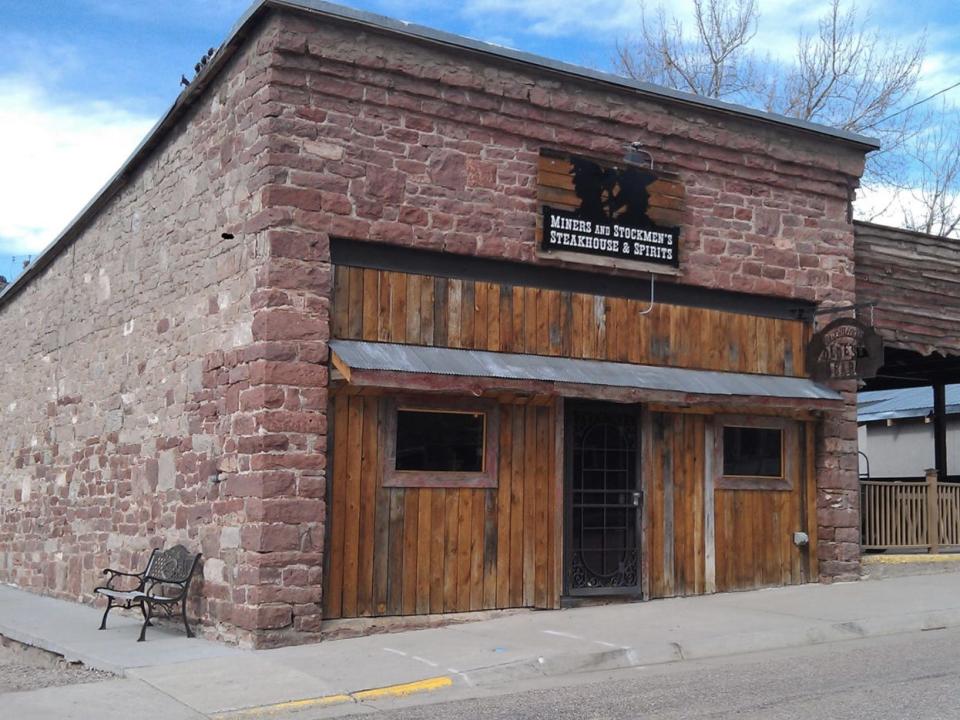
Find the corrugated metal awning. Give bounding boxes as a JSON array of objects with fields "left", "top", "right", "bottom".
[{"left": 329, "top": 340, "right": 842, "bottom": 407}]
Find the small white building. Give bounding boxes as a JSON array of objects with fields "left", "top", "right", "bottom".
[{"left": 858, "top": 385, "right": 960, "bottom": 479}]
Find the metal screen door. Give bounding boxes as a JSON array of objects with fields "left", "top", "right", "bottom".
[{"left": 565, "top": 402, "right": 642, "bottom": 596}]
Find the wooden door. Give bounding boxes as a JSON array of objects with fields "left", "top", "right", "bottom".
[
  {"left": 713, "top": 418, "right": 812, "bottom": 591},
  {"left": 324, "top": 393, "right": 562, "bottom": 619}
]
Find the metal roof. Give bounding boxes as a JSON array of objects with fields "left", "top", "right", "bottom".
[
  {"left": 330, "top": 340, "right": 842, "bottom": 402},
  {"left": 0, "top": 0, "right": 879, "bottom": 312},
  {"left": 858, "top": 384, "right": 960, "bottom": 423}
]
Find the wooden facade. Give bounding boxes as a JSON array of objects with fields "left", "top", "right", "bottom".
[
  {"left": 642, "top": 412, "right": 816, "bottom": 600},
  {"left": 324, "top": 393, "right": 560, "bottom": 619},
  {"left": 325, "top": 263, "right": 821, "bottom": 620},
  {"left": 855, "top": 221, "right": 960, "bottom": 358},
  {"left": 331, "top": 266, "right": 808, "bottom": 377}
]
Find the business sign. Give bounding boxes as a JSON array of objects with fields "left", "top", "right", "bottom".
[
  {"left": 540, "top": 154, "right": 681, "bottom": 268},
  {"left": 543, "top": 206, "right": 679, "bottom": 265},
  {"left": 806, "top": 318, "right": 884, "bottom": 381}
]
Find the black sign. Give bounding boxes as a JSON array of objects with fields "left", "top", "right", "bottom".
[
  {"left": 541, "top": 155, "right": 680, "bottom": 267},
  {"left": 806, "top": 318, "right": 884, "bottom": 381}
]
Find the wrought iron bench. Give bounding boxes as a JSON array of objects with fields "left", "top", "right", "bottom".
[{"left": 94, "top": 545, "right": 202, "bottom": 641}]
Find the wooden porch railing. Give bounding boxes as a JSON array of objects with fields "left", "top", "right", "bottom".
[{"left": 861, "top": 470, "right": 960, "bottom": 552}]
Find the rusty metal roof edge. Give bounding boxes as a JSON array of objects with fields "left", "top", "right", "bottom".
[{"left": 330, "top": 340, "right": 842, "bottom": 401}]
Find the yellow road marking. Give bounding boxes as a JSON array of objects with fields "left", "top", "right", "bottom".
[
  {"left": 862, "top": 553, "right": 960, "bottom": 565},
  {"left": 352, "top": 675, "right": 453, "bottom": 701},
  {"left": 211, "top": 676, "right": 454, "bottom": 719}
]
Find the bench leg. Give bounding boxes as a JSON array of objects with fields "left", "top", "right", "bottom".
[
  {"left": 139, "top": 600, "right": 153, "bottom": 627},
  {"left": 182, "top": 597, "right": 194, "bottom": 639},
  {"left": 98, "top": 597, "right": 114, "bottom": 630},
  {"left": 138, "top": 602, "right": 152, "bottom": 642}
]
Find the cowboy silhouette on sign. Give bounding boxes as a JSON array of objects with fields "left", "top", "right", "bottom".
[{"left": 570, "top": 157, "right": 657, "bottom": 225}]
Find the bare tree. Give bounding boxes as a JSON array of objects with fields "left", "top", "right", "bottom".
[
  {"left": 902, "top": 104, "right": 960, "bottom": 237},
  {"left": 613, "top": 0, "right": 948, "bottom": 232},
  {"left": 768, "top": 1, "right": 923, "bottom": 131},
  {"left": 615, "top": 0, "right": 762, "bottom": 100},
  {"left": 766, "top": 0, "right": 924, "bottom": 190}
]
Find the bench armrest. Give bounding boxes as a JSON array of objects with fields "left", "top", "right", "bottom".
[
  {"left": 103, "top": 568, "right": 144, "bottom": 579},
  {"left": 143, "top": 577, "right": 189, "bottom": 602},
  {"left": 101, "top": 568, "right": 146, "bottom": 590}
]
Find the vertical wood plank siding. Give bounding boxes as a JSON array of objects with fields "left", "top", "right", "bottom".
[
  {"left": 712, "top": 423, "right": 814, "bottom": 591},
  {"left": 328, "top": 266, "right": 819, "bottom": 617},
  {"left": 645, "top": 412, "right": 707, "bottom": 598},
  {"left": 643, "top": 412, "right": 816, "bottom": 597},
  {"left": 324, "top": 394, "right": 559, "bottom": 619},
  {"left": 332, "top": 266, "right": 808, "bottom": 376}
]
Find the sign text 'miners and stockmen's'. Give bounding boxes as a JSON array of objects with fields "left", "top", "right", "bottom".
[{"left": 543, "top": 206, "right": 680, "bottom": 267}]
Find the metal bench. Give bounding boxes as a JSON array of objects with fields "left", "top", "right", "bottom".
[{"left": 94, "top": 545, "right": 202, "bottom": 641}]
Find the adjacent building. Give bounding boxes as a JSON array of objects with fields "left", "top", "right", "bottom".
[{"left": 858, "top": 385, "right": 960, "bottom": 479}]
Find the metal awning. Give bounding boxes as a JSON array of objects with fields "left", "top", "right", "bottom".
[{"left": 329, "top": 340, "right": 842, "bottom": 408}]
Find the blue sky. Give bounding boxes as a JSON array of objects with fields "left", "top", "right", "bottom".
[{"left": 1, "top": 0, "right": 957, "bottom": 283}]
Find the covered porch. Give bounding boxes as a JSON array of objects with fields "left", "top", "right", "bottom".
[{"left": 854, "top": 221, "right": 960, "bottom": 554}]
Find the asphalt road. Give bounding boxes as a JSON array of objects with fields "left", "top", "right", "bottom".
[{"left": 321, "top": 627, "right": 960, "bottom": 720}]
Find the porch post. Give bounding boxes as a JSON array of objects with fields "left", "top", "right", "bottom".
[
  {"left": 933, "top": 383, "right": 948, "bottom": 481},
  {"left": 926, "top": 468, "right": 940, "bottom": 554}
]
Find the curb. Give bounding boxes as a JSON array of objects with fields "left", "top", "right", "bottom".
[
  {"left": 209, "top": 676, "right": 454, "bottom": 719},
  {"left": 861, "top": 555, "right": 960, "bottom": 581},
  {"left": 863, "top": 553, "right": 960, "bottom": 565},
  {"left": 463, "top": 607, "right": 960, "bottom": 688}
]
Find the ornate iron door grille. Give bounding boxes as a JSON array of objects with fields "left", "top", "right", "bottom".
[{"left": 565, "top": 402, "right": 642, "bottom": 596}]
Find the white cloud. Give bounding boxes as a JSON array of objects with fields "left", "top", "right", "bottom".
[
  {"left": 455, "top": 0, "right": 812, "bottom": 47},
  {"left": 854, "top": 184, "right": 944, "bottom": 231},
  {"left": 917, "top": 52, "right": 960, "bottom": 103},
  {"left": 463, "top": 0, "right": 746, "bottom": 37},
  {"left": 460, "top": 0, "right": 644, "bottom": 37},
  {"left": 0, "top": 76, "right": 154, "bottom": 255},
  {"left": 81, "top": 0, "right": 251, "bottom": 25}
]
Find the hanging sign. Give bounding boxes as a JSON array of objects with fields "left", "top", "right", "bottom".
[
  {"left": 539, "top": 153, "right": 681, "bottom": 268},
  {"left": 806, "top": 318, "right": 884, "bottom": 381}
]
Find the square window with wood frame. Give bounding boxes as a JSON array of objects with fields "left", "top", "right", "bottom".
[
  {"left": 714, "top": 416, "right": 795, "bottom": 491},
  {"left": 382, "top": 397, "right": 499, "bottom": 488}
]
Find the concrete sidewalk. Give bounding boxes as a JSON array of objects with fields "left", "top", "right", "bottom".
[
  {"left": 4, "top": 573, "right": 960, "bottom": 718},
  {"left": 0, "top": 584, "right": 243, "bottom": 675}
]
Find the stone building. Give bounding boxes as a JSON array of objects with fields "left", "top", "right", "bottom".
[{"left": 0, "top": 0, "right": 876, "bottom": 647}]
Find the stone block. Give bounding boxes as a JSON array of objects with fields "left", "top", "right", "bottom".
[
  {"left": 220, "top": 526, "right": 242, "bottom": 549},
  {"left": 204, "top": 558, "right": 227, "bottom": 584},
  {"left": 232, "top": 603, "right": 293, "bottom": 631},
  {"left": 157, "top": 450, "right": 177, "bottom": 491},
  {"left": 246, "top": 498, "right": 324, "bottom": 523},
  {"left": 240, "top": 523, "right": 301, "bottom": 552}
]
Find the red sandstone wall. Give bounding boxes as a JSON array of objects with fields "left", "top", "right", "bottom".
[
  {"left": 251, "top": 9, "right": 866, "bottom": 599},
  {"left": 0, "top": 7, "right": 869, "bottom": 652},
  {"left": 0, "top": 35, "right": 276, "bottom": 645}
]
